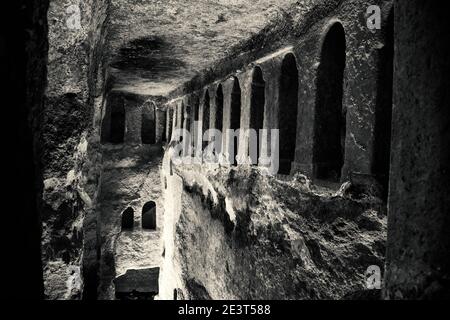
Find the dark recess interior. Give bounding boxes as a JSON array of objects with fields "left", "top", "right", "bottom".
[
  {"left": 142, "top": 201, "right": 157, "bottom": 230},
  {"left": 193, "top": 99, "right": 201, "bottom": 149},
  {"left": 214, "top": 85, "right": 224, "bottom": 153},
  {"left": 230, "top": 78, "right": 242, "bottom": 165},
  {"left": 121, "top": 207, "right": 134, "bottom": 230},
  {"left": 279, "top": 53, "right": 299, "bottom": 175},
  {"left": 250, "top": 67, "right": 265, "bottom": 165},
  {"left": 215, "top": 85, "right": 224, "bottom": 132},
  {"left": 373, "top": 9, "right": 394, "bottom": 199},
  {"left": 313, "top": 22, "right": 346, "bottom": 181},
  {"left": 141, "top": 103, "right": 156, "bottom": 144},
  {"left": 114, "top": 267, "right": 160, "bottom": 300},
  {"left": 203, "top": 91, "right": 210, "bottom": 149},
  {"left": 110, "top": 102, "right": 126, "bottom": 144}
]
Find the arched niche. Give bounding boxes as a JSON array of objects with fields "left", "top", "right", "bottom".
[{"left": 313, "top": 22, "right": 347, "bottom": 182}]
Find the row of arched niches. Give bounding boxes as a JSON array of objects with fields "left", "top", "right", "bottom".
[
  {"left": 101, "top": 16, "right": 394, "bottom": 199},
  {"left": 121, "top": 201, "right": 156, "bottom": 231}
]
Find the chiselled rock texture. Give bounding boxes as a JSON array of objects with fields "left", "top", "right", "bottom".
[
  {"left": 107, "top": 0, "right": 302, "bottom": 95},
  {"left": 30, "top": 0, "right": 448, "bottom": 300},
  {"left": 40, "top": 0, "right": 108, "bottom": 299},
  {"left": 158, "top": 0, "right": 393, "bottom": 299},
  {"left": 159, "top": 159, "right": 386, "bottom": 299},
  {"left": 384, "top": 0, "right": 450, "bottom": 300},
  {"left": 97, "top": 144, "right": 164, "bottom": 299}
]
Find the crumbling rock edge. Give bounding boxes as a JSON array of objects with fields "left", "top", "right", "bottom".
[{"left": 160, "top": 154, "right": 386, "bottom": 300}]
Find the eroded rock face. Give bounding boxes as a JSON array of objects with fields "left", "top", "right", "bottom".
[
  {"left": 159, "top": 158, "right": 386, "bottom": 299},
  {"left": 107, "top": 0, "right": 303, "bottom": 95},
  {"left": 384, "top": 0, "right": 450, "bottom": 300},
  {"left": 29, "top": 0, "right": 449, "bottom": 300},
  {"left": 97, "top": 144, "right": 164, "bottom": 299},
  {"left": 114, "top": 267, "right": 159, "bottom": 300},
  {"left": 41, "top": 0, "right": 108, "bottom": 299},
  {"left": 155, "top": 0, "right": 392, "bottom": 300}
]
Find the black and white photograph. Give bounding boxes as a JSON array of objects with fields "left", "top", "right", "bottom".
[{"left": 4, "top": 0, "right": 449, "bottom": 309}]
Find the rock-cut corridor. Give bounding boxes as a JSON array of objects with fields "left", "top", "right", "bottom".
[{"left": 9, "top": 0, "right": 450, "bottom": 300}]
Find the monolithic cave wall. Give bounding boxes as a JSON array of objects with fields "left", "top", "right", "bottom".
[
  {"left": 159, "top": 0, "right": 393, "bottom": 299},
  {"left": 97, "top": 92, "right": 167, "bottom": 300},
  {"left": 41, "top": 0, "right": 108, "bottom": 299},
  {"left": 384, "top": 0, "right": 450, "bottom": 300}
]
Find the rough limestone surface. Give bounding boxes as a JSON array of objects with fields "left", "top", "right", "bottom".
[
  {"left": 159, "top": 154, "right": 387, "bottom": 299},
  {"left": 39, "top": 0, "right": 395, "bottom": 300},
  {"left": 384, "top": 0, "right": 450, "bottom": 300},
  {"left": 157, "top": 0, "right": 392, "bottom": 300},
  {"left": 107, "top": 0, "right": 302, "bottom": 95},
  {"left": 97, "top": 144, "right": 164, "bottom": 299},
  {"left": 41, "top": 0, "right": 108, "bottom": 299}
]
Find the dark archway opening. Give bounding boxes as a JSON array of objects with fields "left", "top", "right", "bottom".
[
  {"left": 179, "top": 102, "right": 185, "bottom": 143},
  {"left": 180, "top": 103, "right": 185, "bottom": 129},
  {"left": 215, "top": 85, "right": 224, "bottom": 132},
  {"left": 314, "top": 22, "right": 346, "bottom": 182},
  {"left": 250, "top": 67, "right": 265, "bottom": 165},
  {"left": 279, "top": 53, "right": 299, "bottom": 175},
  {"left": 110, "top": 102, "right": 126, "bottom": 144},
  {"left": 373, "top": 9, "right": 394, "bottom": 200},
  {"left": 230, "top": 78, "right": 241, "bottom": 166},
  {"left": 121, "top": 207, "right": 134, "bottom": 230},
  {"left": 141, "top": 102, "right": 156, "bottom": 144},
  {"left": 167, "top": 108, "right": 173, "bottom": 142},
  {"left": 193, "top": 99, "right": 200, "bottom": 150},
  {"left": 194, "top": 100, "right": 200, "bottom": 122},
  {"left": 142, "top": 201, "right": 156, "bottom": 230},
  {"left": 114, "top": 267, "right": 159, "bottom": 300},
  {"left": 203, "top": 91, "right": 210, "bottom": 149}
]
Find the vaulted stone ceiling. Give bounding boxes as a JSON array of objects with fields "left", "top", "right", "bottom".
[{"left": 107, "top": 0, "right": 298, "bottom": 96}]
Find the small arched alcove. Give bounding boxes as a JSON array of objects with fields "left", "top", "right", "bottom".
[
  {"left": 313, "top": 22, "right": 347, "bottom": 182},
  {"left": 250, "top": 67, "right": 265, "bottom": 165},
  {"left": 279, "top": 53, "right": 299, "bottom": 174},
  {"left": 121, "top": 207, "right": 134, "bottom": 230},
  {"left": 142, "top": 201, "right": 156, "bottom": 230},
  {"left": 230, "top": 77, "right": 241, "bottom": 166},
  {"left": 141, "top": 101, "right": 156, "bottom": 144}
]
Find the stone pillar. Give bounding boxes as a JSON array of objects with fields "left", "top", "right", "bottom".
[
  {"left": 123, "top": 96, "right": 139, "bottom": 144},
  {"left": 235, "top": 71, "right": 252, "bottom": 165},
  {"left": 256, "top": 56, "right": 282, "bottom": 170},
  {"left": 384, "top": 0, "right": 450, "bottom": 299},
  {"left": 221, "top": 77, "right": 234, "bottom": 162},
  {"left": 209, "top": 83, "right": 219, "bottom": 133},
  {"left": 166, "top": 107, "right": 173, "bottom": 142},
  {"left": 177, "top": 100, "right": 183, "bottom": 129},
  {"left": 156, "top": 107, "right": 166, "bottom": 143},
  {"left": 292, "top": 40, "right": 319, "bottom": 177}
]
